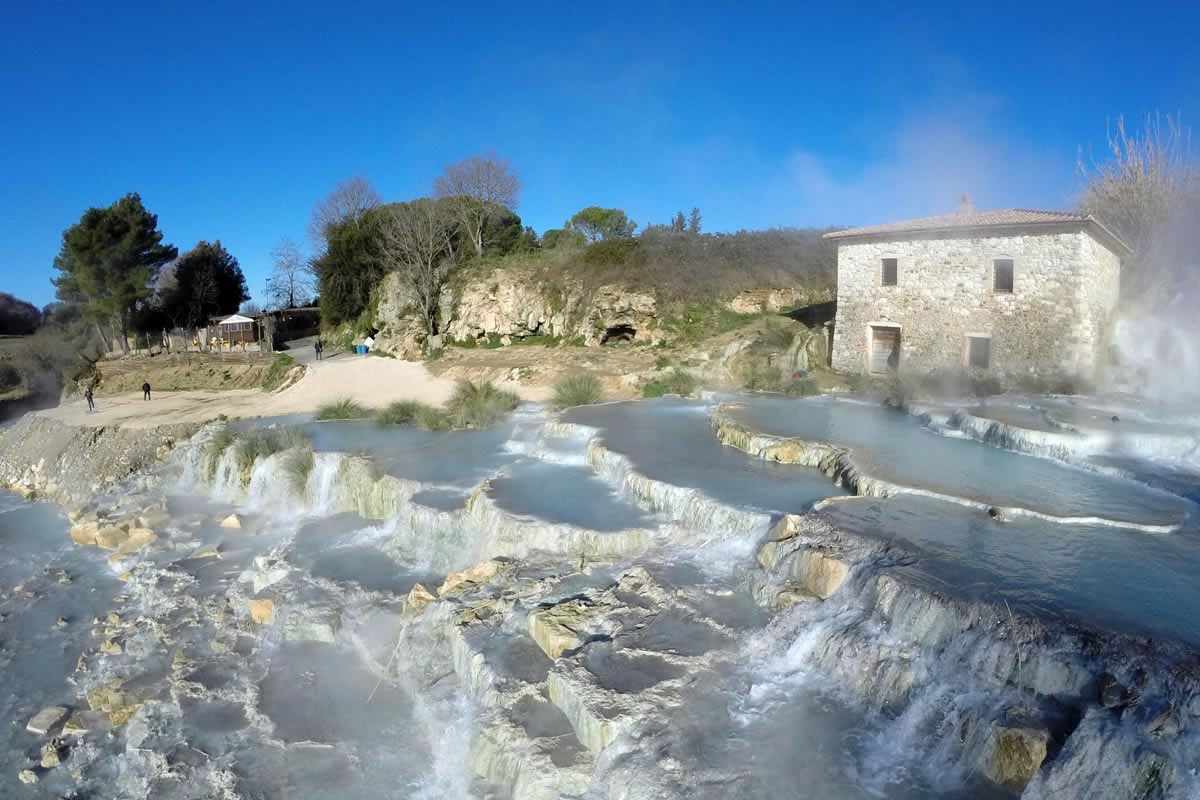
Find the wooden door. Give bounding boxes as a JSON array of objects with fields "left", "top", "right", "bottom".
[{"left": 870, "top": 327, "right": 900, "bottom": 373}]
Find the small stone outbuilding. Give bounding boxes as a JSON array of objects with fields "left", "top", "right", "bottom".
[{"left": 826, "top": 200, "right": 1129, "bottom": 379}]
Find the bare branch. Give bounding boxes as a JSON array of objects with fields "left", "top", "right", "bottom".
[
  {"left": 266, "top": 238, "right": 316, "bottom": 310},
  {"left": 433, "top": 151, "right": 521, "bottom": 257},
  {"left": 1078, "top": 112, "right": 1199, "bottom": 298},
  {"left": 377, "top": 199, "right": 460, "bottom": 336},
  {"left": 307, "top": 174, "right": 383, "bottom": 251}
]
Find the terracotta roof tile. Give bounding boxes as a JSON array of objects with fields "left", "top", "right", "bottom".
[{"left": 824, "top": 209, "right": 1094, "bottom": 239}]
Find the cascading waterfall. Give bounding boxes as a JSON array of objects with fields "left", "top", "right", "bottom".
[{"left": 13, "top": 391, "right": 1200, "bottom": 799}]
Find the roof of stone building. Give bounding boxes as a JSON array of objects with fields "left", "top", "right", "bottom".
[{"left": 825, "top": 208, "right": 1131, "bottom": 254}]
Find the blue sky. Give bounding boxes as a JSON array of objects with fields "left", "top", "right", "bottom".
[{"left": 2, "top": 1, "right": 1197, "bottom": 308}]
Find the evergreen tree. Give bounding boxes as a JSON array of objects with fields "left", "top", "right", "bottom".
[{"left": 52, "top": 193, "right": 177, "bottom": 351}]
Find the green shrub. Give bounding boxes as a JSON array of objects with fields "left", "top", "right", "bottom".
[
  {"left": 277, "top": 425, "right": 311, "bottom": 450},
  {"left": 377, "top": 399, "right": 424, "bottom": 426},
  {"left": 882, "top": 370, "right": 920, "bottom": 408},
  {"left": 415, "top": 405, "right": 452, "bottom": 431},
  {"left": 280, "top": 446, "right": 314, "bottom": 495},
  {"left": 376, "top": 397, "right": 453, "bottom": 430},
  {"left": 446, "top": 380, "right": 520, "bottom": 428},
  {"left": 743, "top": 364, "right": 782, "bottom": 391},
  {"left": 511, "top": 334, "right": 561, "bottom": 347},
  {"left": 552, "top": 373, "right": 603, "bottom": 410},
  {"left": 315, "top": 397, "right": 369, "bottom": 421},
  {"left": 653, "top": 354, "right": 671, "bottom": 370},
  {"left": 583, "top": 238, "right": 639, "bottom": 265},
  {"left": 784, "top": 376, "right": 821, "bottom": 396},
  {"left": 642, "top": 369, "right": 697, "bottom": 398},
  {"left": 262, "top": 353, "right": 298, "bottom": 391},
  {"left": 761, "top": 320, "right": 796, "bottom": 350},
  {"left": 202, "top": 429, "right": 236, "bottom": 481},
  {"left": 234, "top": 429, "right": 281, "bottom": 481},
  {"left": 665, "top": 304, "right": 758, "bottom": 342}
]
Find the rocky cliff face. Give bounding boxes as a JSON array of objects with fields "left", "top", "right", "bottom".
[
  {"left": 374, "top": 267, "right": 665, "bottom": 352},
  {"left": 0, "top": 414, "right": 197, "bottom": 508}
]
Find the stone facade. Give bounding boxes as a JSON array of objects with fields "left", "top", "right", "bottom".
[{"left": 830, "top": 222, "right": 1124, "bottom": 379}]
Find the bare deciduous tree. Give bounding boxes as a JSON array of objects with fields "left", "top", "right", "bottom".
[
  {"left": 433, "top": 151, "right": 521, "bottom": 257},
  {"left": 308, "top": 174, "right": 383, "bottom": 251},
  {"left": 378, "top": 199, "right": 460, "bottom": 336},
  {"left": 266, "top": 238, "right": 315, "bottom": 309},
  {"left": 1079, "top": 113, "right": 1199, "bottom": 298}
]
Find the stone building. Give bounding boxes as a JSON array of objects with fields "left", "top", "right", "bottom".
[{"left": 826, "top": 200, "right": 1129, "bottom": 379}]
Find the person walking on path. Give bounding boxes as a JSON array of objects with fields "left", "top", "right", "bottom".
[
  {"left": 84, "top": 387, "right": 95, "bottom": 413},
  {"left": 142, "top": 381, "right": 152, "bottom": 401},
  {"left": 314, "top": 339, "right": 323, "bottom": 361}
]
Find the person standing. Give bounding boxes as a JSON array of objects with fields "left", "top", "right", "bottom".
[
  {"left": 84, "top": 387, "right": 95, "bottom": 413},
  {"left": 142, "top": 381, "right": 151, "bottom": 400},
  {"left": 314, "top": 339, "right": 323, "bottom": 361}
]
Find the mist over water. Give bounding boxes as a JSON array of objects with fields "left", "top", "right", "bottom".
[{"left": 1109, "top": 293, "right": 1200, "bottom": 403}]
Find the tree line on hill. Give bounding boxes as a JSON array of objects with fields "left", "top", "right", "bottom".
[
  {"left": 7, "top": 111, "right": 1193, "bottom": 386},
  {"left": 304, "top": 152, "right": 839, "bottom": 337},
  {"left": 48, "top": 193, "right": 250, "bottom": 355}
]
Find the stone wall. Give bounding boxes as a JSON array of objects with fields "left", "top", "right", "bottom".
[{"left": 831, "top": 227, "right": 1123, "bottom": 378}]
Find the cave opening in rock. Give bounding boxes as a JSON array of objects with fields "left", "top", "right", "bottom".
[{"left": 601, "top": 324, "right": 637, "bottom": 345}]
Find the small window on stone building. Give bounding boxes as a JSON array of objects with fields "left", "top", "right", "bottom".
[
  {"left": 993, "top": 259, "right": 1014, "bottom": 293},
  {"left": 881, "top": 258, "right": 898, "bottom": 286},
  {"left": 967, "top": 335, "right": 991, "bottom": 369}
]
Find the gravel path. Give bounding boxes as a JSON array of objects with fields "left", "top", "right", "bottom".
[{"left": 39, "top": 356, "right": 548, "bottom": 429}]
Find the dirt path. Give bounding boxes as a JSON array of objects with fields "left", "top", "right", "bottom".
[{"left": 40, "top": 357, "right": 551, "bottom": 429}]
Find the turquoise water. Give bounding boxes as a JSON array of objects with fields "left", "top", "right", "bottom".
[
  {"left": 725, "top": 395, "right": 1193, "bottom": 527},
  {"left": 567, "top": 399, "right": 848, "bottom": 515},
  {"left": 0, "top": 492, "right": 119, "bottom": 798},
  {"left": 822, "top": 494, "right": 1200, "bottom": 648}
]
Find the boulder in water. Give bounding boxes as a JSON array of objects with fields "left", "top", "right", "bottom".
[
  {"left": 249, "top": 598, "right": 275, "bottom": 625},
  {"left": 439, "top": 559, "right": 508, "bottom": 598},
  {"left": 220, "top": 513, "right": 243, "bottom": 529},
  {"left": 986, "top": 720, "right": 1049, "bottom": 791},
  {"left": 26, "top": 705, "right": 68, "bottom": 735},
  {"left": 405, "top": 582, "right": 436, "bottom": 615}
]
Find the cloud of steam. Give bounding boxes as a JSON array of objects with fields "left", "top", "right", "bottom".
[
  {"left": 1107, "top": 197, "right": 1200, "bottom": 403},
  {"left": 662, "top": 101, "right": 1071, "bottom": 232},
  {"left": 779, "top": 111, "right": 1071, "bottom": 225}
]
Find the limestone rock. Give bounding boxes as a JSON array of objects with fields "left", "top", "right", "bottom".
[
  {"left": 94, "top": 526, "right": 130, "bottom": 550},
  {"left": 527, "top": 598, "right": 610, "bottom": 659},
  {"left": 439, "top": 560, "right": 504, "bottom": 598},
  {"left": 70, "top": 520, "right": 101, "bottom": 546},
  {"left": 86, "top": 682, "right": 143, "bottom": 727},
  {"left": 252, "top": 564, "right": 289, "bottom": 593},
  {"left": 189, "top": 543, "right": 221, "bottom": 560},
  {"left": 220, "top": 513, "right": 243, "bottom": 529},
  {"left": 986, "top": 723, "right": 1049, "bottom": 791},
  {"left": 405, "top": 582, "right": 436, "bottom": 615},
  {"left": 283, "top": 607, "right": 339, "bottom": 643},
  {"left": 39, "top": 738, "right": 63, "bottom": 768},
  {"left": 17, "top": 768, "right": 37, "bottom": 784},
  {"left": 249, "top": 598, "right": 275, "bottom": 625},
  {"left": 790, "top": 549, "right": 849, "bottom": 600},
  {"left": 62, "top": 710, "right": 112, "bottom": 736},
  {"left": 26, "top": 705, "right": 68, "bottom": 735}
]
